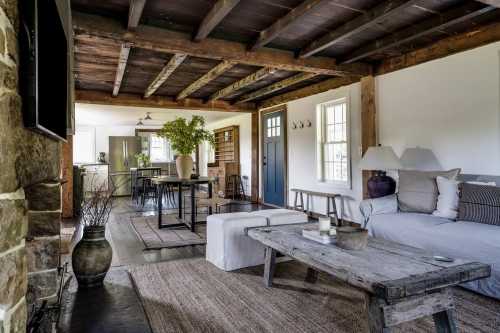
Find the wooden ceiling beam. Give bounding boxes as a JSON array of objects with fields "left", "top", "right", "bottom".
[
  {"left": 177, "top": 60, "right": 236, "bottom": 100},
  {"left": 194, "top": 0, "right": 241, "bottom": 41},
  {"left": 112, "top": 43, "right": 131, "bottom": 96},
  {"left": 72, "top": 12, "right": 371, "bottom": 77},
  {"left": 375, "top": 19, "right": 500, "bottom": 75},
  {"left": 342, "top": 2, "right": 495, "bottom": 64},
  {"left": 209, "top": 67, "right": 276, "bottom": 101},
  {"left": 259, "top": 76, "right": 360, "bottom": 109},
  {"left": 237, "top": 72, "right": 318, "bottom": 103},
  {"left": 128, "top": 0, "right": 147, "bottom": 30},
  {"left": 250, "top": 0, "right": 327, "bottom": 51},
  {"left": 475, "top": 1, "right": 500, "bottom": 8},
  {"left": 144, "top": 53, "right": 187, "bottom": 98},
  {"left": 76, "top": 90, "right": 256, "bottom": 113},
  {"left": 299, "top": 0, "right": 421, "bottom": 58}
]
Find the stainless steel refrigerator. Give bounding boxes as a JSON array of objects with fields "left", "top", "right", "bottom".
[{"left": 108, "top": 136, "right": 141, "bottom": 196}]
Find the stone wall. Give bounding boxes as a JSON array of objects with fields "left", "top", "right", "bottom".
[{"left": 0, "top": 1, "right": 62, "bottom": 331}]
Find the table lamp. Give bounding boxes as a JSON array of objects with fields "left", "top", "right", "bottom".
[
  {"left": 359, "top": 146, "right": 402, "bottom": 198},
  {"left": 400, "top": 147, "right": 442, "bottom": 171}
]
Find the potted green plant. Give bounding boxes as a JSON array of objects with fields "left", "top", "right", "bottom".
[
  {"left": 135, "top": 152, "right": 151, "bottom": 168},
  {"left": 159, "top": 116, "right": 215, "bottom": 179}
]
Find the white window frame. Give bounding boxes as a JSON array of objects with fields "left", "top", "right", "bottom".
[
  {"left": 148, "top": 133, "right": 174, "bottom": 163},
  {"left": 316, "top": 97, "right": 351, "bottom": 189},
  {"left": 73, "top": 127, "right": 96, "bottom": 164}
]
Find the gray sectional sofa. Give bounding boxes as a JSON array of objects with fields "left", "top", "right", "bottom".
[{"left": 360, "top": 174, "right": 500, "bottom": 300}]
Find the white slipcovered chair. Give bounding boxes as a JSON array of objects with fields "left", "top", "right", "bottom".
[{"left": 206, "top": 209, "right": 308, "bottom": 271}]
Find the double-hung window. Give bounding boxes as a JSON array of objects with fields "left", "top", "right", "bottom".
[{"left": 317, "top": 98, "right": 350, "bottom": 187}]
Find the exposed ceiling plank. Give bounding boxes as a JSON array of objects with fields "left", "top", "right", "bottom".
[
  {"left": 237, "top": 72, "right": 318, "bottom": 103},
  {"left": 72, "top": 12, "right": 371, "bottom": 77},
  {"left": 375, "top": 19, "right": 500, "bottom": 75},
  {"left": 259, "top": 76, "right": 359, "bottom": 109},
  {"left": 475, "top": 1, "right": 500, "bottom": 8},
  {"left": 128, "top": 0, "right": 147, "bottom": 30},
  {"left": 76, "top": 90, "right": 256, "bottom": 113},
  {"left": 144, "top": 53, "right": 187, "bottom": 98},
  {"left": 194, "top": 0, "right": 241, "bottom": 41},
  {"left": 342, "top": 2, "right": 494, "bottom": 63},
  {"left": 177, "top": 60, "right": 236, "bottom": 100},
  {"left": 112, "top": 43, "right": 131, "bottom": 97},
  {"left": 209, "top": 67, "right": 276, "bottom": 101},
  {"left": 299, "top": 0, "right": 421, "bottom": 58},
  {"left": 250, "top": 0, "right": 327, "bottom": 51}
]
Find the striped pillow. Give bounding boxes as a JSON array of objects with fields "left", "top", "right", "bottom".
[{"left": 458, "top": 183, "right": 500, "bottom": 226}]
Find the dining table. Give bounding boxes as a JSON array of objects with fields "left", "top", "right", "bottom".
[{"left": 151, "top": 176, "right": 214, "bottom": 232}]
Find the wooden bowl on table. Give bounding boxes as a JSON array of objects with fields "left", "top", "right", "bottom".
[{"left": 336, "top": 226, "right": 368, "bottom": 250}]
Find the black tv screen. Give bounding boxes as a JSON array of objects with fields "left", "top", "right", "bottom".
[{"left": 20, "top": 0, "right": 69, "bottom": 141}]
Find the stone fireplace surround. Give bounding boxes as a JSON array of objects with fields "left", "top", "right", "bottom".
[{"left": 0, "top": 1, "right": 63, "bottom": 331}]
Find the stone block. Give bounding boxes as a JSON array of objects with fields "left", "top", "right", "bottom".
[
  {"left": 0, "top": 61, "right": 17, "bottom": 89},
  {"left": 0, "top": 28, "right": 5, "bottom": 56},
  {"left": 26, "top": 270, "right": 58, "bottom": 305},
  {"left": 26, "top": 237, "right": 59, "bottom": 272},
  {"left": 0, "top": 199, "right": 27, "bottom": 253},
  {"left": 8, "top": 298, "right": 27, "bottom": 333},
  {"left": 0, "top": 92, "right": 22, "bottom": 193},
  {"left": 28, "top": 211, "right": 61, "bottom": 237},
  {"left": 0, "top": 247, "right": 27, "bottom": 308},
  {"left": 25, "top": 183, "right": 61, "bottom": 211},
  {"left": 5, "top": 26, "right": 17, "bottom": 64},
  {"left": 1, "top": 0, "right": 19, "bottom": 29}
]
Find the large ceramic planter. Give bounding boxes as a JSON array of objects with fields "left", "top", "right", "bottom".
[
  {"left": 176, "top": 155, "right": 193, "bottom": 179},
  {"left": 72, "top": 226, "right": 112, "bottom": 288}
]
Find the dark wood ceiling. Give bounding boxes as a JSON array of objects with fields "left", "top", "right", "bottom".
[{"left": 72, "top": 0, "right": 500, "bottom": 108}]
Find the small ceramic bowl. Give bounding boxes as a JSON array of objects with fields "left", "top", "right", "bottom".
[{"left": 336, "top": 226, "right": 368, "bottom": 250}]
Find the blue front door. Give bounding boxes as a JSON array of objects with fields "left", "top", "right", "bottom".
[{"left": 263, "top": 111, "right": 285, "bottom": 207}]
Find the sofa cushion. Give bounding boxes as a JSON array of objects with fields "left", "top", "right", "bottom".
[
  {"left": 398, "top": 169, "right": 460, "bottom": 214},
  {"left": 458, "top": 183, "right": 500, "bottom": 226},
  {"left": 433, "top": 176, "right": 460, "bottom": 220}
]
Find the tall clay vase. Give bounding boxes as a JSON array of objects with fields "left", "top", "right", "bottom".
[
  {"left": 72, "top": 226, "right": 113, "bottom": 288},
  {"left": 176, "top": 155, "right": 193, "bottom": 179}
]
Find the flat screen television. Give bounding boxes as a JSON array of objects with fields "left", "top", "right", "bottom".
[{"left": 20, "top": 0, "right": 69, "bottom": 141}]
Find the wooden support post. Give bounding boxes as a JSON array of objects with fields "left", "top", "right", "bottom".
[
  {"left": 264, "top": 247, "right": 277, "bottom": 287},
  {"left": 361, "top": 76, "right": 377, "bottom": 199},
  {"left": 251, "top": 112, "right": 259, "bottom": 202}
]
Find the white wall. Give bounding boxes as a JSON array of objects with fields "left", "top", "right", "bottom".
[
  {"left": 285, "top": 83, "right": 364, "bottom": 222},
  {"left": 201, "top": 113, "right": 253, "bottom": 195},
  {"left": 273, "top": 41, "right": 500, "bottom": 224},
  {"left": 76, "top": 125, "right": 161, "bottom": 163},
  {"left": 377, "top": 41, "right": 500, "bottom": 175}
]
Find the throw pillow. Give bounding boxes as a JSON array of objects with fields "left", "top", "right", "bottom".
[
  {"left": 458, "top": 183, "right": 500, "bottom": 226},
  {"left": 433, "top": 176, "right": 459, "bottom": 220},
  {"left": 398, "top": 169, "right": 460, "bottom": 214}
]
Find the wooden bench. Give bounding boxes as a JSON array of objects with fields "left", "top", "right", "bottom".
[{"left": 290, "top": 188, "right": 343, "bottom": 222}]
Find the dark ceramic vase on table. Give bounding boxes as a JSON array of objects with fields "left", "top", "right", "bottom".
[{"left": 72, "top": 226, "right": 113, "bottom": 288}]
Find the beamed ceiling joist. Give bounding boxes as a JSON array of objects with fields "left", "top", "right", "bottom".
[
  {"left": 112, "top": 43, "right": 131, "bottom": 96},
  {"left": 299, "top": 0, "right": 421, "bottom": 58},
  {"left": 76, "top": 90, "right": 256, "bottom": 113},
  {"left": 237, "top": 72, "right": 318, "bottom": 103},
  {"left": 342, "top": 2, "right": 494, "bottom": 64},
  {"left": 128, "top": 0, "right": 147, "bottom": 30},
  {"left": 72, "top": 12, "right": 371, "bottom": 77},
  {"left": 144, "top": 53, "right": 187, "bottom": 98},
  {"left": 476, "top": 1, "right": 500, "bottom": 8},
  {"left": 194, "top": 0, "right": 241, "bottom": 42},
  {"left": 209, "top": 67, "right": 276, "bottom": 101},
  {"left": 250, "top": 0, "right": 326, "bottom": 51},
  {"left": 376, "top": 19, "right": 500, "bottom": 75},
  {"left": 177, "top": 60, "right": 236, "bottom": 100}
]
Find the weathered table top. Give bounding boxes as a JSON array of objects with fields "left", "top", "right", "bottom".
[
  {"left": 151, "top": 176, "right": 214, "bottom": 185},
  {"left": 247, "top": 223, "right": 490, "bottom": 301}
]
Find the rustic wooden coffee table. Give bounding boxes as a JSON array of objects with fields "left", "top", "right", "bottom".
[{"left": 247, "top": 223, "right": 490, "bottom": 333}]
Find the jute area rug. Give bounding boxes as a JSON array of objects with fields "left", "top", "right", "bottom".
[
  {"left": 130, "top": 214, "right": 206, "bottom": 250},
  {"left": 129, "top": 258, "right": 500, "bottom": 333}
]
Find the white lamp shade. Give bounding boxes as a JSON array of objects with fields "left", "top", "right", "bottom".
[
  {"left": 400, "top": 147, "right": 442, "bottom": 171},
  {"left": 359, "top": 146, "right": 402, "bottom": 171}
]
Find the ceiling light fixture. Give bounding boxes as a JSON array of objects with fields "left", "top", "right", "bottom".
[
  {"left": 136, "top": 118, "right": 144, "bottom": 126},
  {"left": 144, "top": 112, "right": 152, "bottom": 120}
]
